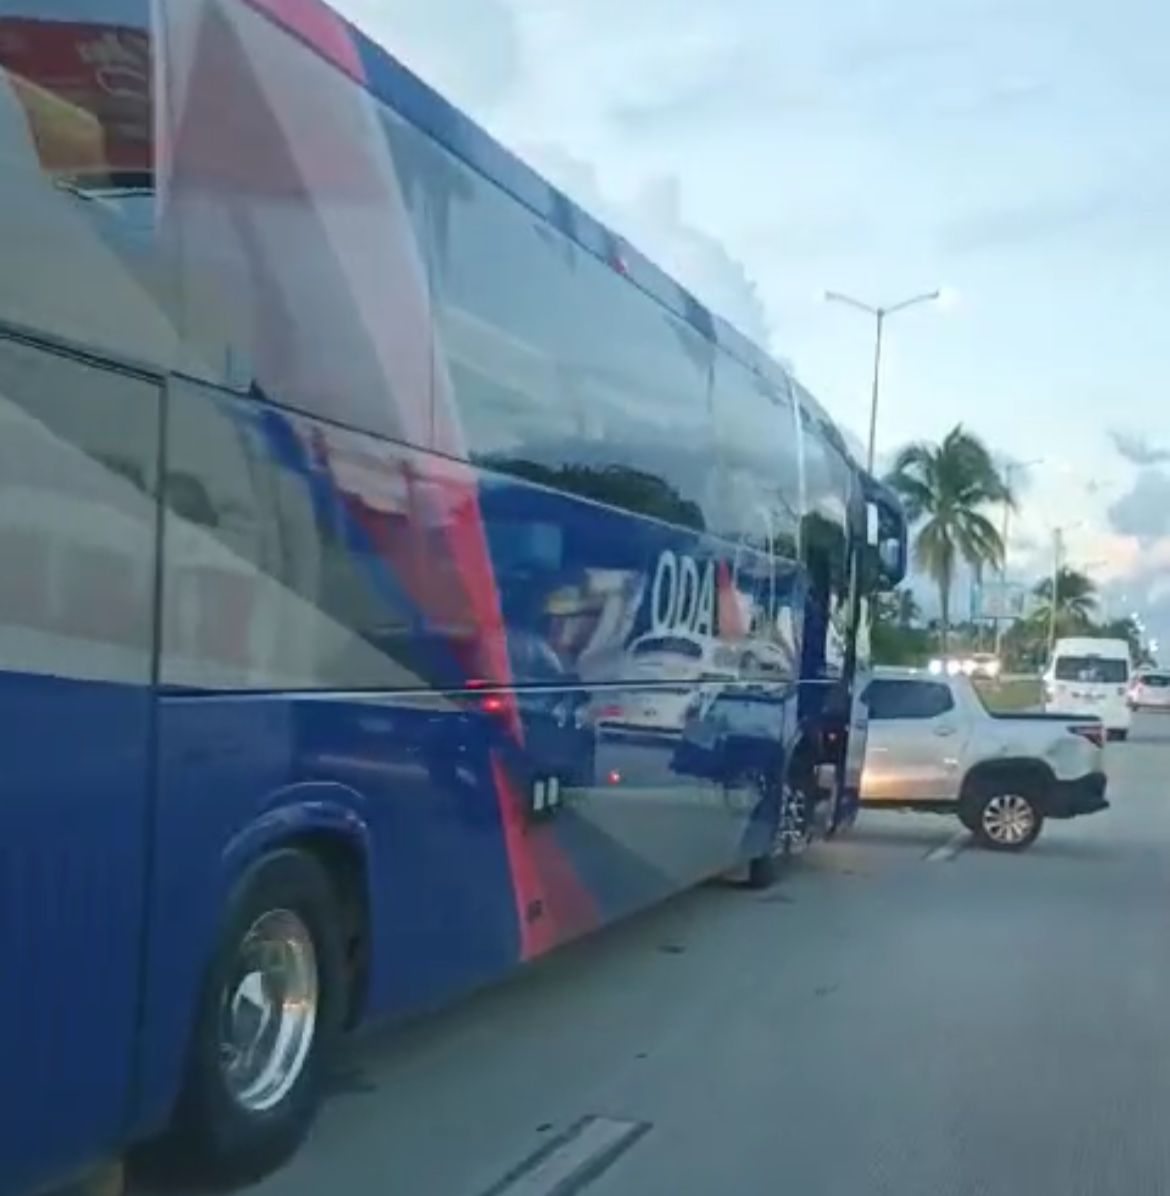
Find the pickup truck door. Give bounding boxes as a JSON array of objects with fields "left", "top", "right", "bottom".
[{"left": 861, "top": 678, "right": 965, "bottom": 803}]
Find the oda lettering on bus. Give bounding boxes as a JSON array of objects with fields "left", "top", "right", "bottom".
[{"left": 650, "top": 549, "right": 716, "bottom": 638}]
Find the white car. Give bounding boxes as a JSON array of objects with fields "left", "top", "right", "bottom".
[
  {"left": 966, "top": 653, "right": 1002, "bottom": 679},
  {"left": 1043, "top": 636, "right": 1132, "bottom": 740},
  {"left": 1129, "top": 669, "right": 1170, "bottom": 711},
  {"left": 928, "top": 654, "right": 1001, "bottom": 678},
  {"left": 861, "top": 668, "right": 1109, "bottom": 850}
]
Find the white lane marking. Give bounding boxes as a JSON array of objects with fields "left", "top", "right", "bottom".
[
  {"left": 484, "top": 1116, "right": 649, "bottom": 1196},
  {"left": 925, "top": 829, "right": 970, "bottom": 862}
]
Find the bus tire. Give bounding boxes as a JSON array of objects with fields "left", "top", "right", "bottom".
[
  {"left": 139, "top": 849, "right": 347, "bottom": 1188},
  {"left": 746, "top": 775, "right": 806, "bottom": 889},
  {"left": 746, "top": 848, "right": 778, "bottom": 889}
]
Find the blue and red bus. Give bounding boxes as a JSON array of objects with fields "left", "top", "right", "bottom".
[{"left": 0, "top": 2, "right": 905, "bottom": 1192}]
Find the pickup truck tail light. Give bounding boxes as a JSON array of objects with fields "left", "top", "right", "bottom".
[{"left": 1069, "top": 723, "right": 1105, "bottom": 748}]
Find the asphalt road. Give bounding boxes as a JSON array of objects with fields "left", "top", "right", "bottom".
[{"left": 253, "top": 712, "right": 1170, "bottom": 1196}]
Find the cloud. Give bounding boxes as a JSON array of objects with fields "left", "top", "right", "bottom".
[
  {"left": 937, "top": 186, "right": 1119, "bottom": 254},
  {"left": 1109, "top": 428, "right": 1170, "bottom": 467},
  {"left": 829, "top": 29, "right": 962, "bottom": 79},
  {"left": 1107, "top": 470, "right": 1170, "bottom": 545}
]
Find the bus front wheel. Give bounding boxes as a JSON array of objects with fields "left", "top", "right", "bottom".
[
  {"left": 138, "top": 849, "right": 347, "bottom": 1188},
  {"left": 747, "top": 776, "right": 808, "bottom": 889}
]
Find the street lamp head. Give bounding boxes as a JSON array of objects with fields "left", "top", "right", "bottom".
[
  {"left": 822, "top": 289, "right": 880, "bottom": 316},
  {"left": 884, "top": 287, "right": 946, "bottom": 316}
]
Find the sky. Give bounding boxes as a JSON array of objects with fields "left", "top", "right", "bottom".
[{"left": 333, "top": 0, "right": 1170, "bottom": 651}]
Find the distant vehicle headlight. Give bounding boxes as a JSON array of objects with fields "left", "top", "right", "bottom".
[
  {"left": 946, "top": 659, "right": 963, "bottom": 676},
  {"left": 985, "top": 659, "right": 1002, "bottom": 678},
  {"left": 928, "top": 659, "right": 944, "bottom": 675},
  {"left": 961, "top": 659, "right": 977, "bottom": 675}
]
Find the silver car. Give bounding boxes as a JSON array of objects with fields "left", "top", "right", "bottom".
[{"left": 1130, "top": 670, "right": 1170, "bottom": 710}]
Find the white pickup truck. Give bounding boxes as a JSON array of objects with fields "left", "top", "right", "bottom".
[{"left": 860, "top": 667, "right": 1109, "bottom": 850}]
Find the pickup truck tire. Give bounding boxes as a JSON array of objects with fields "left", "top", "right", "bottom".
[
  {"left": 967, "top": 786, "right": 1044, "bottom": 851},
  {"left": 135, "top": 849, "right": 347, "bottom": 1188},
  {"left": 957, "top": 805, "right": 981, "bottom": 833}
]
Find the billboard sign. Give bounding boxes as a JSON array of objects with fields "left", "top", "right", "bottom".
[{"left": 976, "top": 580, "right": 1031, "bottom": 621}]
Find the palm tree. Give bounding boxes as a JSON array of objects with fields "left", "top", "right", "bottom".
[
  {"left": 886, "top": 426, "right": 1012, "bottom": 653},
  {"left": 894, "top": 587, "right": 921, "bottom": 628},
  {"left": 1032, "top": 567, "right": 1098, "bottom": 634},
  {"left": 875, "top": 586, "right": 922, "bottom": 629}
]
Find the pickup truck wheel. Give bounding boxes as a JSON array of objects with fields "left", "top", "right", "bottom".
[{"left": 973, "top": 790, "right": 1043, "bottom": 851}]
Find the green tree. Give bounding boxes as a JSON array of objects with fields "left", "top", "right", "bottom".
[
  {"left": 886, "top": 426, "right": 1012, "bottom": 654},
  {"left": 1032, "top": 566, "right": 1098, "bottom": 635},
  {"left": 871, "top": 588, "right": 930, "bottom": 666},
  {"left": 893, "top": 587, "right": 921, "bottom": 628},
  {"left": 1097, "top": 615, "right": 1145, "bottom": 662},
  {"left": 874, "top": 586, "right": 921, "bottom": 629}
]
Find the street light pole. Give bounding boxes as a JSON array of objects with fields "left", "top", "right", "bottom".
[
  {"left": 1046, "top": 528, "right": 1062, "bottom": 665},
  {"left": 866, "top": 311, "right": 885, "bottom": 474},
  {"left": 1044, "top": 526, "right": 1092, "bottom": 664},
  {"left": 824, "top": 288, "right": 942, "bottom": 472},
  {"left": 994, "top": 457, "right": 1042, "bottom": 658}
]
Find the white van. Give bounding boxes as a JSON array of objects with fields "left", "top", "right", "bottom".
[{"left": 1044, "top": 637, "right": 1132, "bottom": 739}]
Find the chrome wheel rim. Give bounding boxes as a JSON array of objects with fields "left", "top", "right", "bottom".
[
  {"left": 982, "top": 794, "right": 1035, "bottom": 845},
  {"left": 219, "top": 909, "right": 318, "bottom": 1113}
]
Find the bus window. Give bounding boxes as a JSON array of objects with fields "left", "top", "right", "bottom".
[
  {"left": 0, "top": 335, "right": 157, "bottom": 677},
  {"left": 163, "top": 379, "right": 438, "bottom": 692},
  {"left": 414, "top": 134, "right": 578, "bottom": 475},
  {"left": 560, "top": 249, "right": 714, "bottom": 528},
  {"left": 0, "top": 4, "right": 174, "bottom": 367},
  {"left": 711, "top": 354, "right": 800, "bottom": 555}
]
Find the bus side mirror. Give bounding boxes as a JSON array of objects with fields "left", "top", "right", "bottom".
[
  {"left": 879, "top": 538, "right": 902, "bottom": 576},
  {"left": 865, "top": 501, "right": 905, "bottom": 587},
  {"left": 866, "top": 502, "right": 880, "bottom": 547}
]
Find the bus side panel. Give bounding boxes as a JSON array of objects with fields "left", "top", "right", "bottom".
[
  {"left": 139, "top": 690, "right": 523, "bottom": 1133},
  {"left": 132, "top": 0, "right": 802, "bottom": 1128},
  {"left": 0, "top": 341, "right": 159, "bottom": 1196},
  {"left": 151, "top": 0, "right": 798, "bottom": 944},
  {"left": 134, "top": 379, "right": 797, "bottom": 1127}
]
